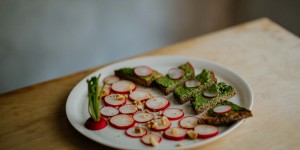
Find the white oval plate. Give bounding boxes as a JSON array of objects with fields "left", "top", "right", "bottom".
[{"left": 66, "top": 55, "right": 253, "bottom": 149}]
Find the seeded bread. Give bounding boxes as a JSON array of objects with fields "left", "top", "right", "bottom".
[
  {"left": 199, "top": 100, "right": 252, "bottom": 125},
  {"left": 154, "top": 62, "right": 195, "bottom": 95},
  {"left": 173, "top": 69, "right": 217, "bottom": 104}
]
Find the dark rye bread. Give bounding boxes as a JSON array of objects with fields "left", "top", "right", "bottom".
[
  {"left": 199, "top": 100, "right": 252, "bottom": 125},
  {"left": 190, "top": 82, "right": 236, "bottom": 114},
  {"left": 154, "top": 62, "right": 195, "bottom": 95},
  {"left": 114, "top": 67, "right": 162, "bottom": 87},
  {"left": 173, "top": 69, "right": 217, "bottom": 104}
]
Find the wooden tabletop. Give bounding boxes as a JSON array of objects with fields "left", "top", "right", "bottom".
[{"left": 1, "top": 18, "right": 299, "bottom": 150}]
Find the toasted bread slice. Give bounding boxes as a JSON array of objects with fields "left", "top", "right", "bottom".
[
  {"left": 190, "top": 82, "right": 236, "bottom": 114},
  {"left": 114, "top": 67, "right": 162, "bottom": 87},
  {"left": 199, "top": 100, "right": 252, "bottom": 125},
  {"left": 173, "top": 69, "right": 217, "bottom": 104},
  {"left": 154, "top": 62, "right": 195, "bottom": 95}
]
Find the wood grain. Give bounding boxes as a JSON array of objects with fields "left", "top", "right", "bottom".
[{"left": 1, "top": 18, "right": 300, "bottom": 150}]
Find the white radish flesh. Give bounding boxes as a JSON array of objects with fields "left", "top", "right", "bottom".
[
  {"left": 111, "top": 80, "right": 136, "bottom": 94},
  {"left": 194, "top": 124, "right": 219, "bottom": 138},
  {"left": 103, "top": 75, "right": 120, "bottom": 85},
  {"left": 140, "top": 134, "right": 162, "bottom": 146},
  {"left": 213, "top": 105, "right": 232, "bottom": 114},
  {"left": 179, "top": 116, "right": 199, "bottom": 129},
  {"left": 98, "top": 85, "right": 111, "bottom": 97},
  {"left": 134, "top": 66, "right": 153, "bottom": 77},
  {"left": 133, "top": 112, "right": 154, "bottom": 123},
  {"left": 129, "top": 90, "right": 151, "bottom": 102},
  {"left": 109, "top": 114, "right": 135, "bottom": 130},
  {"left": 185, "top": 80, "right": 201, "bottom": 88},
  {"left": 103, "top": 94, "right": 126, "bottom": 107},
  {"left": 163, "top": 127, "right": 186, "bottom": 141},
  {"left": 125, "top": 126, "right": 147, "bottom": 138},
  {"left": 168, "top": 68, "right": 184, "bottom": 80},
  {"left": 163, "top": 108, "right": 184, "bottom": 120},
  {"left": 119, "top": 104, "right": 138, "bottom": 114},
  {"left": 145, "top": 97, "right": 170, "bottom": 112},
  {"left": 202, "top": 92, "right": 218, "bottom": 98},
  {"left": 100, "top": 106, "right": 119, "bottom": 117}
]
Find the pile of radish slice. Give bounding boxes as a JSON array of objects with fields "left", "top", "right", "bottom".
[{"left": 93, "top": 74, "right": 221, "bottom": 147}]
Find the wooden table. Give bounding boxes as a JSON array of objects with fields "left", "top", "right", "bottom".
[{"left": 1, "top": 18, "right": 299, "bottom": 150}]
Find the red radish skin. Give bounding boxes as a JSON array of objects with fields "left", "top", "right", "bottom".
[
  {"left": 84, "top": 117, "right": 107, "bottom": 130},
  {"left": 202, "top": 92, "right": 218, "bottom": 98},
  {"left": 185, "top": 80, "right": 201, "bottom": 88},
  {"left": 103, "top": 75, "right": 120, "bottom": 85},
  {"left": 109, "top": 114, "right": 135, "bottom": 130},
  {"left": 134, "top": 66, "right": 153, "bottom": 77},
  {"left": 100, "top": 106, "right": 119, "bottom": 117},
  {"left": 129, "top": 90, "right": 151, "bottom": 102},
  {"left": 194, "top": 124, "right": 219, "bottom": 139},
  {"left": 133, "top": 112, "right": 154, "bottom": 123},
  {"left": 119, "top": 104, "right": 138, "bottom": 114},
  {"left": 111, "top": 80, "right": 136, "bottom": 94},
  {"left": 145, "top": 97, "right": 170, "bottom": 112},
  {"left": 179, "top": 116, "right": 199, "bottom": 129},
  {"left": 213, "top": 105, "right": 233, "bottom": 114},
  {"left": 168, "top": 68, "right": 184, "bottom": 80},
  {"left": 125, "top": 126, "right": 147, "bottom": 138},
  {"left": 141, "top": 134, "right": 162, "bottom": 146},
  {"left": 163, "top": 108, "right": 184, "bottom": 120},
  {"left": 163, "top": 127, "right": 186, "bottom": 141},
  {"left": 103, "top": 94, "right": 126, "bottom": 107}
]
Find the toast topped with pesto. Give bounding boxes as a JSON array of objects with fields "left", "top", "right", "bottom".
[
  {"left": 199, "top": 100, "right": 252, "bottom": 125},
  {"left": 154, "top": 62, "right": 195, "bottom": 95},
  {"left": 115, "top": 66, "right": 162, "bottom": 87},
  {"left": 173, "top": 69, "right": 217, "bottom": 104},
  {"left": 190, "top": 82, "right": 236, "bottom": 114}
]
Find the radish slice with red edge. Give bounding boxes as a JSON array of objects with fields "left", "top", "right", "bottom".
[
  {"left": 179, "top": 116, "right": 199, "bottom": 129},
  {"left": 163, "top": 127, "right": 186, "bottom": 141},
  {"left": 194, "top": 124, "right": 219, "bottom": 139},
  {"left": 168, "top": 68, "right": 184, "bottom": 80},
  {"left": 141, "top": 134, "right": 162, "bottom": 146},
  {"left": 145, "top": 97, "right": 170, "bottom": 112},
  {"left": 129, "top": 90, "right": 151, "bottom": 102},
  {"left": 163, "top": 108, "right": 184, "bottom": 120},
  {"left": 109, "top": 114, "right": 135, "bottom": 130},
  {"left": 213, "top": 105, "right": 232, "bottom": 114},
  {"left": 111, "top": 80, "right": 136, "bottom": 94},
  {"left": 103, "top": 75, "right": 120, "bottom": 85},
  {"left": 133, "top": 112, "right": 154, "bottom": 123},
  {"left": 134, "top": 66, "right": 153, "bottom": 77},
  {"left": 100, "top": 106, "right": 119, "bottom": 117},
  {"left": 119, "top": 104, "right": 138, "bottom": 114},
  {"left": 103, "top": 94, "right": 126, "bottom": 107},
  {"left": 151, "top": 118, "right": 172, "bottom": 131},
  {"left": 125, "top": 126, "right": 147, "bottom": 138},
  {"left": 98, "top": 85, "right": 111, "bottom": 97},
  {"left": 202, "top": 92, "right": 218, "bottom": 98},
  {"left": 185, "top": 80, "right": 201, "bottom": 88}
]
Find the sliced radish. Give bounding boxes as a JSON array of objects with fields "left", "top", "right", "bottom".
[
  {"left": 163, "top": 108, "right": 184, "bottom": 120},
  {"left": 119, "top": 104, "right": 138, "bottom": 114},
  {"left": 134, "top": 66, "right": 153, "bottom": 77},
  {"left": 100, "top": 106, "right": 119, "bottom": 117},
  {"left": 185, "top": 80, "right": 201, "bottom": 88},
  {"left": 168, "top": 68, "right": 184, "bottom": 80},
  {"left": 103, "top": 94, "right": 126, "bottom": 107},
  {"left": 151, "top": 117, "right": 172, "bottom": 131},
  {"left": 133, "top": 112, "right": 154, "bottom": 123},
  {"left": 109, "top": 114, "right": 135, "bottom": 130},
  {"left": 98, "top": 85, "right": 111, "bottom": 97},
  {"left": 111, "top": 80, "right": 136, "bottom": 94},
  {"left": 103, "top": 75, "right": 120, "bottom": 85},
  {"left": 145, "top": 97, "right": 170, "bottom": 112},
  {"left": 213, "top": 105, "right": 232, "bottom": 114},
  {"left": 129, "top": 90, "right": 151, "bottom": 102},
  {"left": 202, "top": 92, "right": 218, "bottom": 98},
  {"left": 141, "top": 134, "right": 162, "bottom": 146},
  {"left": 179, "top": 116, "right": 199, "bottom": 129},
  {"left": 194, "top": 124, "right": 219, "bottom": 139},
  {"left": 163, "top": 127, "right": 186, "bottom": 141},
  {"left": 125, "top": 126, "right": 147, "bottom": 138}
]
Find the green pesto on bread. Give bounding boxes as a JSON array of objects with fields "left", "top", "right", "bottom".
[
  {"left": 154, "top": 62, "right": 195, "bottom": 95},
  {"left": 190, "top": 82, "right": 236, "bottom": 114},
  {"left": 173, "top": 69, "right": 217, "bottom": 104}
]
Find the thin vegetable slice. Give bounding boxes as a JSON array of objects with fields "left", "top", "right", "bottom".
[
  {"left": 133, "top": 112, "right": 154, "bottom": 123},
  {"left": 103, "top": 94, "right": 126, "bottom": 107},
  {"left": 111, "top": 80, "right": 136, "bottom": 94},
  {"left": 163, "top": 127, "right": 186, "bottom": 141},
  {"left": 179, "top": 116, "right": 199, "bottom": 129},
  {"left": 119, "top": 104, "right": 138, "bottom": 114},
  {"left": 100, "top": 106, "right": 119, "bottom": 117},
  {"left": 141, "top": 134, "right": 162, "bottom": 146},
  {"left": 168, "top": 68, "right": 184, "bottom": 80},
  {"left": 185, "top": 80, "right": 201, "bottom": 88},
  {"left": 109, "top": 114, "right": 135, "bottom": 130},
  {"left": 213, "top": 105, "right": 233, "bottom": 114},
  {"left": 163, "top": 108, "right": 184, "bottom": 120},
  {"left": 125, "top": 126, "right": 147, "bottom": 138},
  {"left": 202, "top": 92, "right": 218, "bottom": 98},
  {"left": 194, "top": 124, "right": 219, "bottom": 138},
  {"left": 129, "top": 90, "right": 151, "bottom": 102},
  {"left": 145, "top": 97, "right": 170, "bottom": 112},
  {"left": 134, "top": 66, "right": 153, "bottom": 77},
  {"left": 103, "top": 75, "right": 120, "bottom": 85}
]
